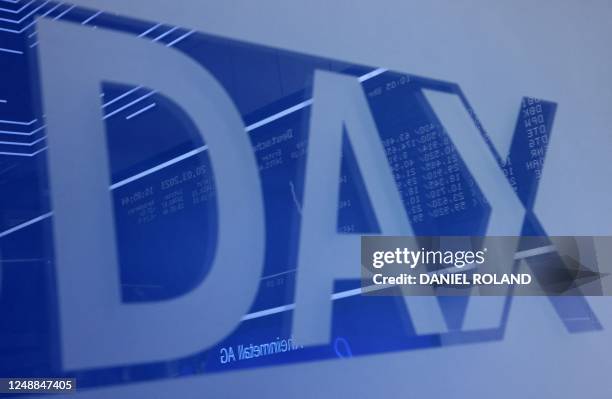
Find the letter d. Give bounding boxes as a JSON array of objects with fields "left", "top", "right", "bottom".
[{"left": 36, "top": 19, "right": 264, "bottom": 370}]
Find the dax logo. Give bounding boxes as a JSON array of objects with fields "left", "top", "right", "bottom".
[{"left": 34, "top": 18, "right": 605, "bottom": 371}]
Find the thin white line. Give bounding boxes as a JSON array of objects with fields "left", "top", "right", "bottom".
[
  {"left": 0, "top": 0, "right": 50, "bottom": 24},
  {"left": 53, "top": 3, "right": 75, "bottom": 20},
  {"left": 23, "top": 0, "right": 53, "bottom": 21},
  {"left": 0, "top": 145, "right": 46, "bottom": 156},
  {"left": 331, "top": 287, "right": 362, "bottom": 300},
  {"left": 240, "top": 246, "right": 557, "bottom": 322},
  {"left": 27, "top": 30, "right": 36, "bottom": 37},
  {"left": 0, "top": 26, "right": 20, "bottom": 33},
  {"left": 137, "top": 22, "right": 161, "bottom": 37},
  {"left": 103, "top": 91, "right": 157, "bottom": 120},
  {"left": 241, "top": 304, "right": 295, "bottom": 321},
  {"left": 166, "top": 29, "right": 195, "bottom": 47},
  {"left": 289, "top": 180, "right": 302, "bottom": 215},
  {"left": 0, "top": 125, "right": 45, "bottom": 136},
  {"left": 244, "top": 271, "right": 468, "bottom": 322},
  {"left": 0, "top": 212, "right": 52, "bottom": 239},
  {"left": 241, "top": 285, "right": 374, "bottom": 321},
  {"left": 0, "top": 68, "right": 388, "bottom": 241},
  {"left": 0, "top": 47, "right": 23, "bottom": 54},
  {"left": 0, "top": 8, "right": 19, "bottom": 19},
  {"left": 246, "top": 99, "right": 313, "bottom": 132},
  {"left": 152, "top": 26, "right": 178, "bottom": 42},
  {"left": 108, "top": 68, "right": 382, "bottom": 186},
  {"left": 81, "top": 10, "right": 101, "bottom": 25},
  {"left": 125, "top": 102, "right": 156, "bottom": 120},
  {"left": 0, "top": 68, "right": 383, "bottom": 140},
  {"left": 19, "top": 1, "right": 62, "bottom": 32},
  {"left": 0, "top": 118, "right": 36, "bottom": 126},
  {"left": 0, "top": 135, "right": 45, "bottom": 146},
  {"left": 100, "top": 24, "right": 179, "bottom": 108},
  {"left": 0, "top": 25, "right": 20, "bottom": 33},
  {"left": 0, "top": 1, "right": 63, "bottom": 33},
  {"left": 0, "top": 99, "right": 7, "bottom": 103},
  {"left": 109, "top": 145, "right": 208, "bottom": 190},
  {"left": 29, "top": 40, "right": 37, "bottom": 48},
  {"left": 1, "top": 1, "right": 61, "bottom": 34},
  {"left": 30, "top": 145, "right": 47, "bottom": 156},
  {"left": 102, "top": 86, "right": 142, "bottom": 108},
  {"left": 358, "top": 67, "right": 388, "bottom": 82},
  {"left": 245, "top": 68, "right": 383, "bottom": 132},
  {"left": 239, "top": 242, "right": 565, "bottom": 322},
  {"left": 0, "top": 0, "right": 35, "bottom": 14},
  {"left": 261, "top": 268, "right": 297, "bottom": 280},
  {"left": 514, "top": 245, "right": 555, "bottom": 259}
]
